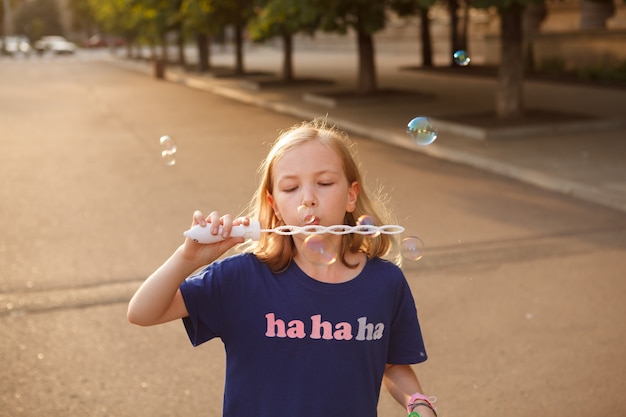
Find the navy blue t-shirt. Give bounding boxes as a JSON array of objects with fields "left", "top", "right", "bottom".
[{"left": 180, "top": 253, "right": 426, "bottom": 417}]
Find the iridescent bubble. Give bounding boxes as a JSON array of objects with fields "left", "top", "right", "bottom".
[
  {"left": 302, "top": 234, "right": 337, "bottom": 266},
  {"left": 160, "top": 135, "right": 177, "bottom": 166},
  {"left": 453, "top": 50, "right": 471, "bottom": 66},
  {"left": 401, "top": 236, "right": 424, "bottom": 262},
  {"left": 356, "top": 214, "right": 380, "bottom": 237},
  {"left": 297, "top": 204, "right": 315, "bottom": 225},
  {"left": 407, "top": 117, "right": 437, "bottom": 146}
]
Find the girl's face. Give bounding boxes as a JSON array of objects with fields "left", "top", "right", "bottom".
[{"left": 268, "top": 140, "right": 358, "bottom": 229}]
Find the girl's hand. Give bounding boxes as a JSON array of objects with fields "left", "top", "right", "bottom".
[{"left": 180, "top": 210, "right": 249, "bottom": 266}]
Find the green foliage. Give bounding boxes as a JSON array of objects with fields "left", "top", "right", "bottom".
[
  {"left": 67, "top": 0, "right": 96, "bottom": 32},
  {"left": 577, "top": 58, "right": 626, "bottom": 82},
  {"left": 88, "top": 0, "right": 140, "bottom": 37},
  {"left": 88, "top": 0, "right": 181, "bottom": 43},
  {"left": 312, "top": 0, "right": 387, "bottom": 34},
  {"left": 536, "top": 56, "right": 565, "bottom": 75},
  {"left": 180, "top": 0, "right": 216, "bottom": 34},
  {"left": 248, "top": 0, "right": 320, "bottom": 41},
  {"left": 534, "top": 55, "right": 626, "bottom": 83}
]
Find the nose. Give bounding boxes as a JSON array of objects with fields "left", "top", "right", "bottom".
[{"left": 301, "top": 185, "right": 317, "bottom": 207}]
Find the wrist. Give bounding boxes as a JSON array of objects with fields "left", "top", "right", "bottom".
[
  {"left": 407, "top": 392, "right": 437, "bottom": 416},
  {"left": 408, "top": 402, "right": 437, "bottom": 417}
]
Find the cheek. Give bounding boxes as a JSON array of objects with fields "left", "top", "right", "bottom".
[
  {"left": 270, "top": 193, "right": 290, "bottom": 218},
  {"left": 273, "top": 196, "right": 293, "bottom": 214}
]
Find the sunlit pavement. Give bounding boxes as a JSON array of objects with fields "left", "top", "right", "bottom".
[{"left": 1, "top": 47, "right": 625, "bottom": 417}]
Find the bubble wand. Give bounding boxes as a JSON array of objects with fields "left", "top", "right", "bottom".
[{"left": 183, "top": 222, "right": 405, "bottom": 244}]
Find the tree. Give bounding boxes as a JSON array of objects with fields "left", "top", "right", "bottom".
[
  {"left": 313, "top": 0, "right": 389, "bottom": 94},
  {"left": 88, "top": 0, "right": 144, "bottom": 57},
  {"left": 447, "top": 0, "right": 473, "bottom": 65},
  {"left": 247, "top": 0, "right": 320, "bottom": 81},
  {"left": 390, "top": 0, "right": 437, "bottom": 67},
  {"left": 205, "top": 0, "right": 256, "bottom": 75},
  {"left": 180, "top": 0, "right": 221, "bottom": 72},
  {"left": 13, "top": 0, "right": 64, "bottom": 40},
  {"left": 67, "top": 0, "right": 97, "bottom": 37},
  {"left": 472, "top": 0, "right": 537, "bottom": 119}
]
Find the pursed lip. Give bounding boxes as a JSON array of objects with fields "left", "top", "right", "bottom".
[{"left": 304, "top": 216, "right": 320, "bottom": 225}]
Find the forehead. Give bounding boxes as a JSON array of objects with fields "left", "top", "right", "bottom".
[{"left": 273, "top": 140, "right": 343, "bottom": 178}]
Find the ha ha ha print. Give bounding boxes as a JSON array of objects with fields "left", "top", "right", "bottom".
[{"left": 265, "top": 313, "right": 384, "bottom": 341}]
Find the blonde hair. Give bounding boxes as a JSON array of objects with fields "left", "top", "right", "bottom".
[{"left": 243, "top": 118, "right": 400, "bottom": 272}]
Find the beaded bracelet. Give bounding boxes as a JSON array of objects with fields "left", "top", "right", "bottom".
[
  {"left": 407, "top": 392, "right": 437, "bottom": 416},
  {"left": 407, "top": 392, "right": 435, "bottom": 411},
  {"left": 409, "top": 402, "right": 437, "bottom": 417}
]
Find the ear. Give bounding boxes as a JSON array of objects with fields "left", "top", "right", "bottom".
[
  {"left": 267, "top": 192, "right": 282, "bottom": 221},
  {"left": 346, "top": 181, "right": 359, "bottom": 213}
]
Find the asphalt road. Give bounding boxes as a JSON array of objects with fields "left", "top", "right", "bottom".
[{"left": 1, "top": 54, "right": 625, "bottom": 417}]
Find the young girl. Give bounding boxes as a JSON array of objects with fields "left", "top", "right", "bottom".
[{"left": 128, "top": 119, "right": 437, "bottom": 417}]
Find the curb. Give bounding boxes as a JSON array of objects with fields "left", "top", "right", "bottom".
[{"left": 110, "top": 58, "right": 626, "bottom": 214}]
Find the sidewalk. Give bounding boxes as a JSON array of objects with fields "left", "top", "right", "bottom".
[{"left": 110, "top": 46, "right": 626, "bottom": 213}]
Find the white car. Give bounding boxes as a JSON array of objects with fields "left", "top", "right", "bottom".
[
  {"left": 34, "top": 36, "right": 77, "bottom": 55},
  {"left": 0, "top": 35, "right": 32, "bottom": 56}
]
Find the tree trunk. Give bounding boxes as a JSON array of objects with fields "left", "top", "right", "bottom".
[
  {"left": 419, "top": 6, "right": 433, "bottom": 67},
  {"left": 356, "top": 30, "right": 377, "bottom": 94},
  {"left": 496, "top": 4, "right": 524, "bottom": 119},
  {"left": 281, "top": 33, "right": 294, "bottom": 82},
  {"left": 196, "top": 33, "right": 210, "bottom": 72},
  {"left": 459, "top": 0, "right": 470, "bottom": 52},
  {"left": 234, "top": 22, "right": 245, "bottom": 75},
  {"left": 448, "top": 0, "right": 461, "bottom": 66},
  {"left": 523, "top": 0, "right": 547, "bottom": 34}
]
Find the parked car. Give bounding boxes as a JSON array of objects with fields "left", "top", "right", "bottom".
[
  {"left": 82, "top": 35, "right": 125, "bottom": 48},
  {"left": 83, "top": 35, "right": 107, "bottom": 48},
  {"left": 34, "top": 36, "right": 77, "bottom": 55},
  {"left": 0, "top": 35, "right": 32, "bottom": 56}
]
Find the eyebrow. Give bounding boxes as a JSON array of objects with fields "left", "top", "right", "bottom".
[{"left": 276, "top": 170, "right": 341, "bottom": 181}]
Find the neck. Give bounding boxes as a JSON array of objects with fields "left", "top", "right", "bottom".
[{"left": 294, "top": 251, "right": 366, "bottom": 284}]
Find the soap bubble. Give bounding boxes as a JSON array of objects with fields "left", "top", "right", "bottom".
[
  {"left": 302, "top": 234, "right": 337, "bottom": 265},
  {"left": 407, "top": 117, "right": 437, "bottom": 146},
  {"left": 160, "top": 135, "right": 177, "bottom": 166},
  {"left": 453, "top": 50, "right": 471, "bottom": 66},
  {"left": 401, "top": 236, "right": 424, "bottom": 262},
  {"left": 297, "top": 204, "right": 316, "bottom": 225},
  {"left": 356, "top": 214, "right": 380, "bottom": 237}
]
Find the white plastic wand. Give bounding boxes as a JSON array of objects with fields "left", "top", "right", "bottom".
[{"left": 183, "top": 221, "right": 404, "bottom": 244}]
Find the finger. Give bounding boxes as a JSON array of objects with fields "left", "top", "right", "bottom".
[
  {"left": 207, "top": 211, "right": 221, "bottom": 234},
  {"left": 233, "top": 216, "right": 250, "bottom": 226},
  {"left": 220, "top": 214, "right": 233, "bottom": 238},
  {"left": 192, "top": 210, "right": 206, "bottom": 227}
]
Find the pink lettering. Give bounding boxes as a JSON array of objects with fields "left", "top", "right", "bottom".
[
  {"left": 265, "top": 313, "right": 286, "bottom": 337},
  {"left": 286, "top": 320, "right": 306, "bottom": 339},
  {"left": 310, "top": 314, "right": 333, "bottom": 340}
]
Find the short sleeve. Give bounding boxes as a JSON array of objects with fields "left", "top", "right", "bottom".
[
  {"left": 180, "top": 264, "right": 224, "bottom": 347},
  {"left": 386, "top": 278, "right": 427, "bottom": 364}
]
